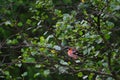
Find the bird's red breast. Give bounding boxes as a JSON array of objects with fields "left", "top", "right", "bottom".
[{"left": 67, "top": 48, "right": 78, "bottom": 59}]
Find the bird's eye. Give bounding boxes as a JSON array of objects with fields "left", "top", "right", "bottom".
[{"left": 67, "top": 48, "right": 70, "bottom": 50}]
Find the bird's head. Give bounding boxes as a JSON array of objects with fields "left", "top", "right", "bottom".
[
  {"left": 64, "top": 46, "right": 71, "bottom": 51},
  {"left": 64, "top": 46, "right": 76, "bottom": 52}
]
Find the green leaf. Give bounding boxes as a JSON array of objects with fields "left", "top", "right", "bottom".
[
  {"left": 60, "top": 60, "right": 69, "bottom": 66},
  {"left": 63, "top": 0, "right": 72, "bottom": 4},
  {"left": 58, "top": 66, "right": 68, "bottom": 73},
  {"left": 7, "top": 39, "right": 18, "bottom": 45},
  {"left": 21, "top": 72, "right": 28, "bottom": 77},
  {"left": 79, "top": 31, "right": 83, "bottom": 35},
  {"left": 17, "top": 22, "right": 23, "bottom": 27},
  {"left": 46, "top": 35, "right": 54, "bottom": 42},
  {"left": 83, "top": 75, "right": 88, "bottom": 79},
  {"left": 44, "top": 70, "right": 50, "bottom": 77},
  {"left": 77, "top": 72, "right": 83, "bottom": 77},
  {"left": 35, "top": 64, "right": 41, "bottom": 68},
  {"left": 105, "top": 34, "right": 110, "bottom": 40},
  {"left": 95, "top": 38, "right": 103, "bottom": 44},
  {"left": 24, "top": 57, "right": 36, "bottom": 63},
  {"left": 40, "top": 36, "right": 45, "bottom": 42},
  {"left": 102, "top": 62, "right": 108, "bottom": 67},
  {"left": 54, "top": 9, "right": 62, "bottom": 17},
  {"left": 15, "top": 63, "right": 22, "bottom": 67},
  {"left": 53, "top": 45, "right": 61, "bottom": 50},
  {"left": 89, "top": 73, "right": 94, "bottom": 80},
  {"left": 5, "top": 21, "right": 11, "bottom": 26},
  {"left": 106, "top": 77, "right": 114, "bottom": 80},
  {"left": 26, "top": 19, "right": 32, "bottom": 24},
  {"left": 4, "top": 71, "right": 10, "bottom": 76},
  {"left": 34, "top": 73, "right": 40, "bottom": 78},
  {"left": 4, "top": 71, "right": 12, "bottom": 79}
]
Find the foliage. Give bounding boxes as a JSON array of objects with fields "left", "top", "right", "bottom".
[{"left": 0, "top": 0, "right": 120, "bottom": 80}]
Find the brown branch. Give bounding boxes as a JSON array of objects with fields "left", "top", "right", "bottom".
[
  {"left": 1, "top": 58, "right": 21, "bottom": 73},
  {"left": 68, "top": 65, "right": 113, "bottom": 77},
  {"left": 77, "top": 69, "right": 112, "bottom": 77},
  {"left": 53, "top": 34, "right": 63, "bottom": 48},
  {"left": 1, "top": 44, "right": 60, "bottom": 52},
  {"left": 92, "top": 7, "right": 117, "bottom": 79},
  {"left": 82, "top": 2, "right": 117, "bottom": 78},
  {"left": 0, "top": 22, "right": 4, "bottom": 26}
]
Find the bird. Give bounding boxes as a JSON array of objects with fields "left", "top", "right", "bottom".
[
  {"left": 64, "top": 46, "right": 83, "bottom": 59},
  {"left": 67, "top": 47, "right": 78, "bottom": 59}
]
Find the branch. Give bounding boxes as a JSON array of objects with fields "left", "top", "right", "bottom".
[
  {"left": 82, "top": 2, "right": 117, "bottom": 78},
  {"left": 76, "top": 69, "right": 113, "bottom": 77},
  {"left": 69, "top": 66, "right": 113, "bottom": 77},
  {"left": 0, "top": 22, "right": 4, "bottom": 26},
  {"left": 92, "top": 6, "right": 117, "bottom": 79}
]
